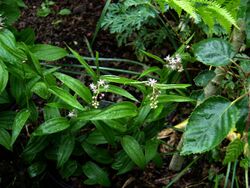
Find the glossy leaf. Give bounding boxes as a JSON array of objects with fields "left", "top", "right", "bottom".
[
  {"left": 158, "top": 95, "right": 195, "bottom": 103},
  {"left": 0, "top": 62, "right": 8, "bottom": 94},
  {"left": 49, "top": 86, "right": 84, "bottom": 111},
  {"left": 82, "top": 162, "right": 111, "bottom": 187},
  {"left": 155, "top": 83, "right": 190, "bottom": 90},
  {"left": 31, "top": 44, "right": 67, "bottom": 61},
  {"left": 112, "top": 150, "right": 135, "bottom": 175},
  {"left": 11, "top": 109, "right": 30, "bottom": 146},
  {"left": 81, "top": 142, "right": 112, "bottom": 164},
  {"left": 68, "top": 47, "right": 97, "bottom": 80},
  {"left": 121, "top": 135, "right": 146, "bottom": 169},
  {"left": 0, "top": 128, "right": 11, "bottom": 150},
  {"left": 145, "top": 139, "right": 159, "bottom": 163},
  {"left": 100, "top": 85, "right": 138, "bottom": 102},
  {"left": 90, "top": 102, "right": 137, "bottom": 120},
  {"left": 57, "top": 134, "right": 75, "bottom": 168},
  {"left": 32, "top": 117, "right": 70, "bottom": 136},
  {"left": 31, "top": 82, "right": 49, "bottom": 99},
  {"left": 181, "top": 97, "right": 239, "bottom": 155},
  {"left": 103, "top": 119, "right": 127, "bottom": 132},
  {"left": 60, "top": 160, "right": 78, "bottom": 179},
  {"left": 0, "top": 111, "right": 16, "bottom": 130},
  {"left": 54, "top": 72, "right": 92, "bottom": 104},
  {"left": 139, "top": 67, "right": 161, "bottom": 78},
  {"left": 193, "top": 38, "right": 235, "bottom": 66},
  {"left": 28, "top": 162, "right": 46, "bottom": 178},
  {"left": 193, "top": 70, "right": 216, "bottom": 87},
  {"left": 93, "top": 121, "right": 116, "bottom": 145}
]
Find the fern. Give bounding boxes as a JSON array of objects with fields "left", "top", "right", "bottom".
[
  {"left": 157, "top": 0, "right": 238, "bottom": 34},
  {"left": 223, "top": 139, "right": 244, "bottom": 164}
]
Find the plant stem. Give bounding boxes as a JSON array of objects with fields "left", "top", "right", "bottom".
[
  {"left": 245, "top": 169, "right": 248, "bottom": 188},
  {"left": 224, "top": 162, "right": 231, "bottom": 188},
  {"left": 231, "top": 160, "right": 238, "bottom": 188}
]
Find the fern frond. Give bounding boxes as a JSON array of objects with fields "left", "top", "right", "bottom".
[{"left": 223, "top": 139, "right": 244, "bottom": 164}]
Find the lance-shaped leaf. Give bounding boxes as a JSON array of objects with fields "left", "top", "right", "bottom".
[
  {"left": 49, "top": 86, "right": 84, "bottom": 111},
  {"left": 32, "top": 117, "right": 70, "bottom": 136},
  {"left": 54, "top": 72, "right": 92, "bottom": 104},
  {"left": 0, "top": 61, "right": 8, "bottom": 94},
  {"left": 11, "top": 109, "right": 30, "bottom": 146},
  {"left": 121, "top": 135, "right": 146, "bottom": 169},
  {"left": 90, "top": 102, "right": 137, "bottom": 120},
  {"left": 181, "top": 96, "right": 239, "bottom": 155},
  {"left": 193, "top": 38, "right": 235, "bottom": 66},
  {"left": 0, "top": 128, "right": 11, "bottom": 150}
]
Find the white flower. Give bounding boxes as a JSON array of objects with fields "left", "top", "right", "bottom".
[
  {"left": 68, "top": 111, "right": 77, "bottom": 117},
  {"left": 98, "top": 79, "right": 105, "bottom": 86},
  {"left": 164, "top": 55, "right": 171, "bottom": 62},
  {"left": 104, "top": 84, "right": 109, "bottom": 90},
  {"left": 0, "top": 16, "right": 4, "bottom": 30},
  {"left": 164, "top": 54, "right": 183, "bottom": 72},
  {"left": 147, "top": 78, "right": 157, "bottom": 87}
]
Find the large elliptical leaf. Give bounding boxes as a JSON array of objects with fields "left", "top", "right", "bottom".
[
  {"left": 181, "top": 96, "right": 239, "bottom": 155},
  {"left": 193, "top": 38, "right": 235, "bottom": 66}
]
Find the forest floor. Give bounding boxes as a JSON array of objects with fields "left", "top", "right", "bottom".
[{"left": 0, "top": 0, "right": 231, "bottom": 187}]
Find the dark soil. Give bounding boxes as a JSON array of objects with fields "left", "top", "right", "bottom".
[{"left": 0, "top": 1, "right": 230, "bottom": 188}]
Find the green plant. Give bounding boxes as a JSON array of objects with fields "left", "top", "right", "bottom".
[
  {"left": 36, "top": 0, "right": 55, "bottom": 17},
  {"left": 0, "top": 0, "right": 26, "bottom": 25}
]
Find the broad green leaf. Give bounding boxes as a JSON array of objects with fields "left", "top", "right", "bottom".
[
  {"left": 54, "top": 72, "right": 92, "bottom": 104},
  {"left": 112, "top": 150, "right": 135, "bottom": 175},
  {"left": 86, "top": 130, "right": 108, "bottom": 145},
  {"left": 82, "top": 162, "right": 111, "bottom": 187},
  {"left": 0, "top": 62, "right": 8, "bottom": 94},
  {"left": 68, "top": 47, "right": 97, "bottom": 80},
  {"left": 59, "top": 160, "right": 78, "bottom": 179},
  {"left": 57, "top": 134, "right": 75, "bottom": 168},
  {"left": 93, "top": 121, "right": 116, "bottom": 145},
  {"left": 49, "top": 86, "right": 84, "bottom": 111},
  {"left": 0, "top": 90, "right": 11, "bottom": 104},
  {"left": 43, "top": 106, "right": 60, "bottom": 121},
  {"left": 181, "top": 96, "right": 239, "bottom": 155},
  {"left": 31, "top": 82, "right": 49, "bottom": 99},
  {"left": 31, "top": 44, "right": 67, "bottom": 61},
  {"left": 0, "top": 128, "right": 11, "bottom": 150},
  {"left": 193, "top": 38, "right": 235, "bottom": 66},
  {"left": 121, "top": 135, "right": 146, "bottom": 169},
  {"left": 32, "top": 117, "right": 70, "bottom": 136},
  {"left": 11, "top": 109, "right": 30, "bottom": 146},
  {"left": 103, "top": 119, "right": 127, "bottom": 132},
  {"left": 0, "top": 111, "right": 16, "bottom": 130},
  {"left": 140, "top": 50, "right": 165, "bottom": 64},
  {"left": 101, "top": 75, "right": 138, "bottom": 84},
  {"left": 77, "top": 109, "right": 101, "bottom": 121},
  {"left": 193, "top": 70, "right": 216, "bottom": 87},
  {"left": 81, "top": 142, "right": 112, "bottom": 164},
  {"left": 28, "top": 162, "right": 46, "bottom": 178},
  {"left": 9, "top": 76, "right": 25, "bottom": 104},
  {"left": 158, "top": 95, "right": 195, "bottom": 103},
  {"left": 90, "top": 102, "right": 137, "bottom": 120},
  {"left": 145, "top": 139, "right": 159, "bottom": 163},
  {"left": 22, "top": 136, "right": 49, "bottom": 162},
  {"left": 100, "top": 85, "right": 138, "bottom": 102}
]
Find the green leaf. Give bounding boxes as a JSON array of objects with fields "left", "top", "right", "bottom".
[
  {"left": 57, "top": 134, "right": 75, "bottom": 168},
  {"left": 11, "top": 109, "right": 30, "bottom": 146},
  {"left": 82, "top": 162, "right": 111, "bottom": 187},
  {"left": 31, "top": 82, "right": 49, "bottom": 99},
  {"left": 31, "top": 44, "right": 67, "bottom": 61},
  {"left": 90, "top": 102, "right": 137, "bottom": 120},
  {"left": 54, "top": 72, "right": 92, "bottom": 104},
  {"left": 194, "top": 70, "right": 216, "bottom": 87},
  {"left": 121, "top": 135, "right": 146, "bottom": 169},
  {"left": 81, "top": 142, "right": 113, "bottom": 164},
  {"left": 32, "top": 117, "right": 70, "bottom": 136},
  {"left": 139, "top": 66, "right": 161, "bottom": 78},
  {"left": 155, "top": 83, "right": 191, "bottom": 90},
  {"left": 0, "top": 111, "right": 16, "bottom": 130},
  {"left": 86, "top": 130, "right": 108, "bottom": 145},
  {"left": 93, "top": 120, "right": 116, "bottom": 145},
  {"left": 68, "top": 47, "right": 97, "bottom": 80},
  {"left": 43, "top": 105, "right": 60, "bottom": 121},
  {"left": 145, "top": 139, "right": 159, "bottom": 163},
  {"left": 100, "top": 85, "right": 138, "bottom": 102},
  {"left": 49, "top": 86, "right": 84, "bottom": 111},
  {"left": 59, "top": 160, "right": 78, "bottom": 179},
  {"left": 28, "top": 162, "right": 46, "bottom": 178},
  {"left": 0, "top": 128, "right": 11, "bottom": 150},
  {"left": 223, "top": 139, "right": 244, "bottom": 164},
  {"left": 58, "top": 8, "right": 71, "bottom": 15},
  {"left": 181, "top": 96, "right": 239, "bottom": 155},
  {"left": 103, "top": 119, "right": 127, "bottom": 132},
  {"left": 158, "top": 95, "right": 195, "bottom": 103},
  {"left": 112, "top": 150, "right": 135, "bottom": 175},
  {"left": 193, "top": 38, "right": 235, "bottom": 66},
  {"left": 0, "top": 62, "right": 8, "bottom": 94}
]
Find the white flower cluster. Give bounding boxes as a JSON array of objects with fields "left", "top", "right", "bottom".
[
  {"left": 164, "top": 54, "right": 184, "bottom": 72},
  {"left": 146, "top": 78, "right": 160, "bottom": 109},
  {"left": 89, "top": 79, "right": 109, "bottom": 108},
  {"left": 0, "top": 15, "right": 4, "bottom": 30}
]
